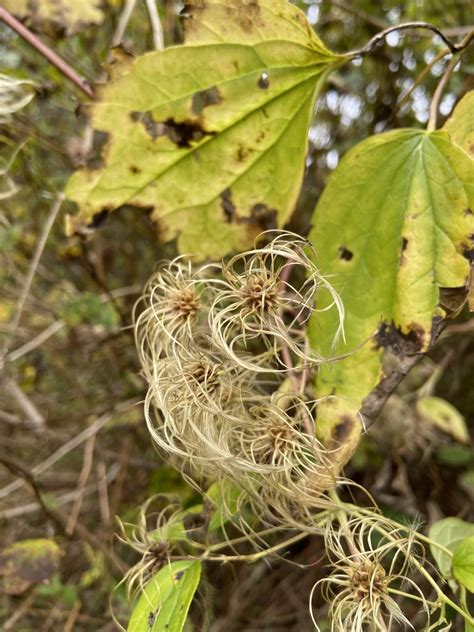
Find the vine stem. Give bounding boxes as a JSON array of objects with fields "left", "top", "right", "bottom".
[
  {"left": 348, "top": 21, "right": 473, "bottom": 58},
  {"left": 427, "top": 54, "right": 459, "bottom": 131},
  {"left": 0, "top": 8, "right": 94, "bottom": 98}
]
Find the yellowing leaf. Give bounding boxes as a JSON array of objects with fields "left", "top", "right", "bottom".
[
  {"left": 308, "top": 130, "right": 474, "bottom": 462},
  {"left": 2, "top": 0, "right": 104, "bottom": 35},
  {"left": 417, "top": 396, "right": 469, "bottom": 444},
  {"left": 0, "top": 538, "right": 61, "bottom": 595},
  {"left": 443, "top": 90, "right": 474, "bottom": 157},
  {"left": 65, "top": 0, "right": 343, "bottom": 258},
  {"left": 127, "top": 560, "right": 201, "bottom": 632}
]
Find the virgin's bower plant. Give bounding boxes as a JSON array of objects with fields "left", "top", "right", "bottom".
[{"left": 1, "top": 0, "right": 473, "bottom": 630}]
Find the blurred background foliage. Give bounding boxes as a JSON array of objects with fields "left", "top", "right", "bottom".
[{"left": 0, "top": 1, "right": 472, "bottom": 630}]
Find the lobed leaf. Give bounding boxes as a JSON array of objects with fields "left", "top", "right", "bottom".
[
  {"left": 308, "top": 129, "right": 474, "bottom": 462},
  {"left": 65, "top": 0, "right": 343, "bottom": 258},
  {"left": 127, "top": 560, "right": 201, "bottom": 632}
]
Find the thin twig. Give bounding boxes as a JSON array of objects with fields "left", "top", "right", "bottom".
[
  {"left": 427, "top": 55, "right": 459, "bottom": 131},
  {"left": 0, "top": 194, "right": 64, "bottom": 365},
  {"left": 0, "top": 409, "right": 112, "bottom": 500},
  {"left": 0, "top": 455, "right": 125, "bottom": 575},
  {"left": 112, "top": 0, "right": 139, "bottom": 47},
  {"left": 349, "top": 22, "right": 467, "bottom": 58},
  {"left": 66, "top": 434, "right": 96, "bottom": 534},
  {"left": 0, "top": 8, "right": 94, "bottom": 98},
  {"left": 6, "top": 320, "right": 65, "bottom": 363},
  {"left": 2, "top": 590, "right": 37, "bottom": 631},
  {"left": 145, "top": 0, "right": 165, "bottom": 50},
  {"left": 0, "top": 463, "right": 120, "bottom": 520},
  {"left": 3, "top": 377, "right": 45, "bottom": 427}
]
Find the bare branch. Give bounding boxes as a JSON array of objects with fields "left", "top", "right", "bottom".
[{"left": 0, "top": 8, "right": 94, "bottom": 98}]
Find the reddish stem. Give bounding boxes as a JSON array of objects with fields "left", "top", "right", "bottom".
[{"left": 0, "top": 8, "right": 94, "bottom": 99}]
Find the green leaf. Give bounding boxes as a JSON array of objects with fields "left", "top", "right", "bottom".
[
  {"left": 206, "top": 481, "right": 241, "bottom": 532},
  {"left": 1, "top": 0, "right": 104, "bottom": 35},
  {"left": 452, "top": 535, "right": 474, "bottom": 592},
  {"left": 416, "top": 396, "right": 469, "bottom": 444},
  {"left": 443, "top": 91, "right": 474, "bottom": 157},
  {"left": 308, "top": 129, "right": 474, "bottom": 463},
  {"left": 127, "top": 560, "right": 201, "bottom": 632},
  {"left": 0, "top": 538, "right": 61, "bottom": 596},
  {"left": 465, "top": 621, "right": 474, "bottom": 632},
  {"left": 428, "top": 518, "right": 474, "bottom": 580},
  {"left": 66, "top": 0, "right": 343, "bottom": 258}
]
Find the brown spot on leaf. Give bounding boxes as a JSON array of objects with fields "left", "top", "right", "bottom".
[
  {"left": 129, "top": 165, "right": 141, "bottom": 174},
  {"left": 439, "top": 286, "right": 468, "bottom": 316},
  {"left": 89, "top": 209, "right": 109, "bottom": 229},
  {"left": 375, "top": 321, "right": 425, "bottom": 355},
  {"left": 220, "top": 188, "right": 235, "bottom": 223},
  {"left": 237, "top": 1, "right": 262, "bottom": 31},
  {"left": 464, "top": 208, "right": 473, "bottom": 216},
  {"left": 163, "top": 118, "right": 214, "bottom": 148},
  {"left": 401, "top": 237, "right": 408, "bottom": 252},
  {"left": 174, "top": 570, "right": 185, "bottom": 581},
  {"left": 192, "top": 86, "right": 223, "bottom": 115},
  {"left": 130, "top": 111, "right": 164, "bottom": 140},
  {"left": 338, "top": 246, "right": 353, "bottom": 261},
  {"left": 236, "top": 146, "right": 251, "bottom": 162},
  {"left": 248, "top": 203, "right": 277, "bottom": 231},
  {"left": 333, "top": 415, "right": 354, "bottom": 443},
  {"left": 258, "top": 72, "right": 270, "bottom": 89}
]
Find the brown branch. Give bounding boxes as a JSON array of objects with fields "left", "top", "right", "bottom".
[
  {"left": 0, "top": 8, "right": 94, "bottom": 98},
  {"left": 349, "top": 22, "right": 472, "bottom": 58},
  {"left": 360, "top": 322, "right": 446, "bottom": 430},
  {"left": 0, "top": 454, "right": 125, "bottom": 576}
]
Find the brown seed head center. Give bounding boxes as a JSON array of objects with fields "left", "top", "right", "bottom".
[
  {"left": 350, "top": 560, "right": 386, "bottom": 601},
  {"left": 170, "top": 287, "right": 200, "bottom": 320},
  {"left": 241, "top": 273, "right": 279, "bottom": 311}
]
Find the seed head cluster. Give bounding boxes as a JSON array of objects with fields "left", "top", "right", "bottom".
[{"left": 134, "top": 232, "right": 345, "bottom": 525}]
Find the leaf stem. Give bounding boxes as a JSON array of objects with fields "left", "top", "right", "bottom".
[{"left": 0, "top": 7, "right": 94, "bottom": 98}]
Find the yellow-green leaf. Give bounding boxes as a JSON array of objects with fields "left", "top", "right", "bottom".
[
  {"left": 417, "top": 396, "right": 469, "bottom": 444},
  {"left": 0, "top": 538, "right": 61, "bottom": 595},
  {"left": 127, "top": 560, "right": 201, "bottom": 632},
  {"left": 1, "top": 0, "right": 104, "bottom": 35},
  {"left": 65, "top": 0, "right": 343, "bottom": 258},
  {"left": 443, "top": 90, "right": 474, "bottom": 157},
  {"left": 308, "top": 129, "right": 474, "bottom": 462}
]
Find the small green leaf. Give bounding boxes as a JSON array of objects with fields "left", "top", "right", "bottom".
[
  {"left": 416, "top": 396, "right": 469, "bottom": 444},
  {"left": 308, "top": 129, "right": 474, "bottom": 466},
  {"left": 66, "top": 0, "right": 343, "bottom": 258},
  {"left": 465, "top": 620, "right": 474, "bottom": 632},
  {"left": 452, "top": 535, "right": 474, "bottom": 592},
  {"left": 127, "top": 560, "right": 201, "bottom": 632},
  {"left": 429, "top": 518, "right": 474, "bottom": 580},
  {"left": 206, "top": 481, "right": 241, "bottom": 532},
  {"left": 0, "top": 538, "right": 61, "bottom": 595}
]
